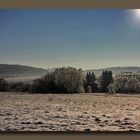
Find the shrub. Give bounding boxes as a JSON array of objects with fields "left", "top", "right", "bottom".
[
  {"left": 0, "top": 78, "right": 9, "bottom": 91},
  {"left": 9, "top": 82, "right": 31, "bottom": 92},
  {"left": 86, "top": 85, "right": 92, "bottom": 93},
  {"left": 107, "top": 83, "right": 117, "bottom": 94}
]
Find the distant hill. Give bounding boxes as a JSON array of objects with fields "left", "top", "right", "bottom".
[
  {"left": 0, "top": 64, "right": 47, "bottom": 78},
  {"left": 1, "top": 64, "right": 140, "bottom": 80},
  {"left": 86, "top": 66, "right": 140, "bottom": 76}
]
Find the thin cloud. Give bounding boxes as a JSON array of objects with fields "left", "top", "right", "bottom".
[{"left": 76, "top": 31, "right": 100, "bottom": 38}]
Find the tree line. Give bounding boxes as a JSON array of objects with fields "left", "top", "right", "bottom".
[{"left": 0, "top": 67, "right": 140, "bottom": 94}]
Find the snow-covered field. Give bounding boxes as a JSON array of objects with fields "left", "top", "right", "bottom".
[{"left": 0, "top": 92, "right": 140, "bottom": 131}]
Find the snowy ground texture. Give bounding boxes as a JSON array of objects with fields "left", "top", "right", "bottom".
[{"left": 0, "top": 92, "right": 140, "bottom": 132}]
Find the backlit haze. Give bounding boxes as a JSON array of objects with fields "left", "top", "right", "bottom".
[{"left": 0, "top": 9, "right": 140, "bottom": 70}]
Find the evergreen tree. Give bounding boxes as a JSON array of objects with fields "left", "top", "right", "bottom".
[
  {"left": 85, "top": 72, "right": 98, "bottom": 93},
  {"left": 100, "top": 70, "right": 113, "bottom": 93}
]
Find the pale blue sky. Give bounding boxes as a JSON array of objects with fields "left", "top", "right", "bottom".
[{"left": 0, "top": 9, "right": 140, "bottom": 69}]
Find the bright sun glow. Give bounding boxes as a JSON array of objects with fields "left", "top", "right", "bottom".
[{"left": 133, "top": 9, "right": 140, "bottom": 19}]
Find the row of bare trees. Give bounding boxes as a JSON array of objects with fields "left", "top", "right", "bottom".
[
  {"left": 114, "top": 74, "right": 140, "bottom": 93},
  {"left": 31, "top": 67, "right": 85, "bottom": 93},
  {"left": 0, "top": 67, "right": 140, "bottom": 94}
]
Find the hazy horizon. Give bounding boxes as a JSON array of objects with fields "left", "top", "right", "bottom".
[
  {"left": 1, "top": 63, "right": 140, "bottom": 71},
  {"left": 0, "top": 9, "right": 140, "bottom": 69}
]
